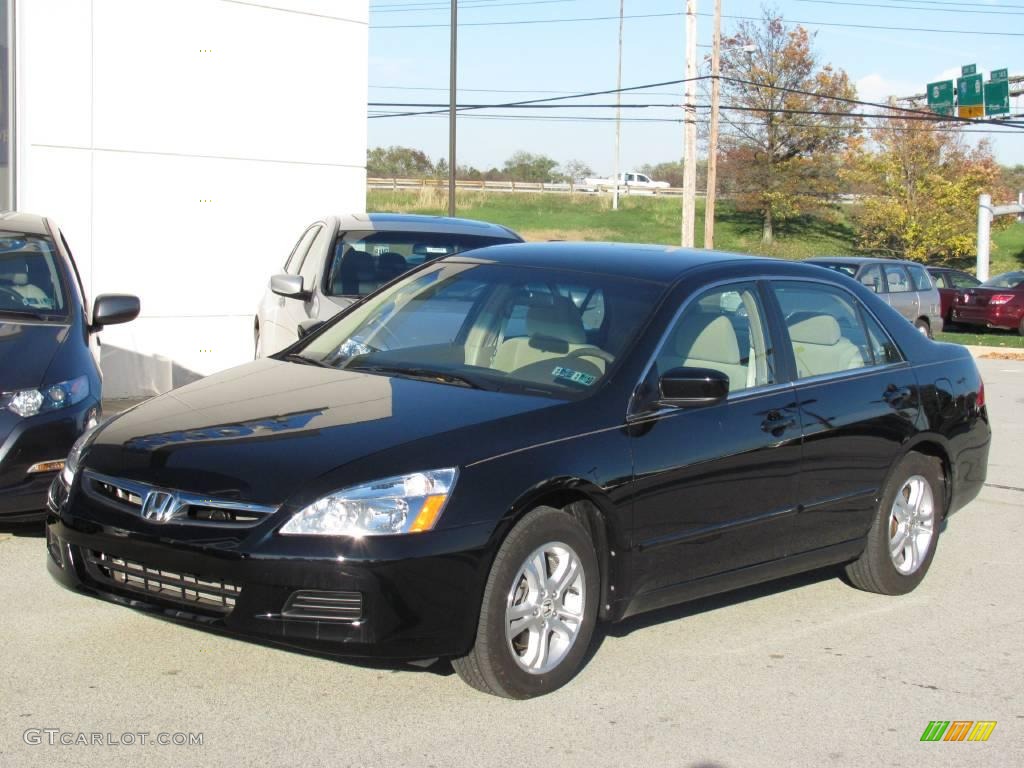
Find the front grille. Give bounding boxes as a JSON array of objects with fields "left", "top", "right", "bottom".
[
  {"left": 84, "top": 550, "right": 240, "bottom": 614},
  {"left": 83, "top": 471, "right": 276, "bottom": 527},
  {"left": 282, "top": 590, "right": 363, "bottom": 621}
]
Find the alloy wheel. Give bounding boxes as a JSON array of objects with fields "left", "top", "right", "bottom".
[
  {"left": 505, "top": 541, "right": 586, "bottom": 675},
  {"left": 888, "top": 475, "right": 935, "bottom": 575}
]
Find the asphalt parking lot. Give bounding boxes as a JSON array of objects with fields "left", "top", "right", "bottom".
[{"left": 1, "top": 357, "right": 1020, "bottom": 768}]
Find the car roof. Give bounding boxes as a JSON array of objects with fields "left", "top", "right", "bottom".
[
  {"left": 336, "top": 213, "right": 521, "bottom": 240},
  {"left": 806, "top": 256, "right": 918, "bottom": 267},
  {"left": 444, "top": 241, "right": 786, "bottom": 283},
  {"left": 0, "top": 211, "right": 51, "bottom": 236}
]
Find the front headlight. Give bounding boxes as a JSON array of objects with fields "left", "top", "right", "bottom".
[
  {"left": 61, "top": 422, "right": 102, "bottom": 487},
  {"left": 2, "top": 375, "right": 89, "bottom": 418},
  {"left": 279, "top": 468, "right": 458, "bottom": 537}
]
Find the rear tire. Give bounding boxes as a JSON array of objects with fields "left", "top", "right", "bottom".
[
  {"left": 914, "top": 318, "right": 933, "bottom": 339},
  {"left": 845, "top": 452, "right": 943, "bottom": 595},
  {"left": 453, "top": 506, "right": 599, "bottom": 698}
]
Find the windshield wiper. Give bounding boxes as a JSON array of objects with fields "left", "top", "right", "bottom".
[
  {"left": 347, "top": 364, "right": 492, "bottom": 390},
  {"left": 0, "top": 308, "right": 63, "bottom": 321},
  {"left": 280, "top": 353, "right": 333, "bottom": 368}
]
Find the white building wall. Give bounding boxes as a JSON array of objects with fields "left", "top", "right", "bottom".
[{"left": 16, "top": 0, "right": 368, "bottom": 397}]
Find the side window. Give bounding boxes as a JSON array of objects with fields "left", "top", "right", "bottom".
[
  {"left": 858, "top": 265, "right": 883, "bottom": 293},
  {"left": 951, "top": 272, "right": 979, "bottom": 289},
  {"left": 931, "top": 272, "right": 947, "bottom": 289},
  {"left": 884, "top": 265, "right": 911, "bottom": 293},
  {"left": 772, "top": 283, "right": 870, "bottom": 379},
  {"left": 862, "top": 309, "right": 903, "bottom": 365},
  {"left": 284, "top": 225, "right": 320, "bottom": 278},
  {"left": 656, "top": 283, "right": 775, "bottom": 395},
  {"left": 297, "top": 226, "right": 324, "bottom": 286},
  {"left": 906, "top": 264, "right": 932, "bottom": 291}
]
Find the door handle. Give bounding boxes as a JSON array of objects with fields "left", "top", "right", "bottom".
[{"left": 761, "top": 411, "right": 797, "bottom": 436}]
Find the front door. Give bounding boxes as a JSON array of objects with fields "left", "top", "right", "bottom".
[{"left": 629, "top": 282, "right": 801, "bottom": 596}]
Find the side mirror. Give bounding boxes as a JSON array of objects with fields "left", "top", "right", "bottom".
[
  {"left": 271, "top": 274, "right": 309, "bottom": 300},
  {"left": 91, "top": 294, "right": 140, "bottom": 329},
  {"left": 297, "top": 319, "right": 326, "bottom": 339},
  {"left": 657, "top": 367, "right": 729, "bottom": 407}
]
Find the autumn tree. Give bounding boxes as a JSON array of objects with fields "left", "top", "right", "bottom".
[
  {"left": 715, "top": 10, "right": 859, "bottom": 242},
  {"left": 844, "top": 115, "right": 1004, "bottom": 263}
]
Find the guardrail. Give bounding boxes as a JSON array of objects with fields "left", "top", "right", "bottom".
[{"left": 367, "top": 177, "right": 695, "bottom": 197}]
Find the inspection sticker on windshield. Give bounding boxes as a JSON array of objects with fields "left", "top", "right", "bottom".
[{"left": 552, "top": 366, "right": 596, "bottom": 386}]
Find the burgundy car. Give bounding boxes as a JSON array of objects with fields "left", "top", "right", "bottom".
[
  {"left": 952, "top": 271, "right": 1024, "bottom": 334},
  {"left": 927, "top": 267, "right": 980, "bottom": 325}
]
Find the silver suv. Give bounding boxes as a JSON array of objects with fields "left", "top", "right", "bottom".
[{"left": 806, "top": 257, "right": 943, "bottom": 338}]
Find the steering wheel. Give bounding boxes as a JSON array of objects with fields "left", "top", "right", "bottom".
[{"left": 567, "top": 346, "right": 615, "bottom": 364}]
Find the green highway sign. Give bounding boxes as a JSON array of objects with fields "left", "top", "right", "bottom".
[
  {"left": 991, "top": 68, "right": 1008, "bottom": 82},
  {"left": 962, "top": 64, "right": 977, "bottom": 76},
  {"left": 927, "top": 80, "right": 955, "bottom": 116},
  {"left": 957, "top": 73, "right": 983, "bottom": 107},
  {"left": 985, "top": 78, "right": 1010, "bottom": 115}
]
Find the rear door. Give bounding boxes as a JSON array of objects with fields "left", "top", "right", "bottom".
[
  {"left": 629, "top": 281, "right": 800, "bottom": 594},
  {"left": 768, "top": 280, "right": 921, "bottom": 554},
  {"left": 882, "top": 264, "right": 919, "bottom": 323}
]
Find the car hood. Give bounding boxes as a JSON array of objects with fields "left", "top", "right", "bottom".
[
  {"left": 0, "top": 318, "right": 70, "bottom": 391},
  {"left": 84, "top": 358, "right": 560, "bottom": 505}
]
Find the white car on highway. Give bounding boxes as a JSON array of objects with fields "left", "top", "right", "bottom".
[{"left": 582, "top": 172, "right": 670, "bottom": 194}]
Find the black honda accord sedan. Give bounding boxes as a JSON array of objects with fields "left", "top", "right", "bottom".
[{"left": 46, "top": 243, "right": 990, "bottom": 698}]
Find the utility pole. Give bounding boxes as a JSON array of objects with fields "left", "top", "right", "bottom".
[
  {"left": 681, "top": 0, "right": 698, "bottom": 247},
  {"left": 703, "top": 0, "right": 721, "bottom": 249},
  {"left": 448, "top": 0, "right": 458, "bottom": 217},
  {"left": 612, "top": 0, "right": 624, "bottom": 211}
]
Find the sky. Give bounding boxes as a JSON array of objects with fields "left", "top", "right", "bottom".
[{"left": 367, "top": 0, "right": 1024, "bottom": 175}]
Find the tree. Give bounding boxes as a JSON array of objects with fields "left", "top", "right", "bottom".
[
  {"left": 714, "top": 9, "right": 860, "bottom": 242},
  {"left": 843, "top": 115, "right": 1004, "bottom": 263},
  {"left": 367, "top": 146, "right": 437, "bottom": 178},
  {"left": 559, "top": 159, "right": 594, "bottom": 183},
  {"left": 637, "top": 160, "right": 706, "bottom": 190},
  {"left": 501, "top": 151, "right": 560, "bottom": 183}
]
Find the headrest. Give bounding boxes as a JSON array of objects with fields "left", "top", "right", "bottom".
[
  {"left": 789, "top": 314, "right": 841, "bottom": 346},
  {"left": 339, "top": 249, "right": 374, "bottom": 275},
  {"left": 378, "top": 251, "right": 407, "bottom": 269},
  {"left": 0, "top": 272, "right": 28, "bottom": 286},
  {"left": 681, "top": 314, "right": 741, "bottom": 364},
  {"left": 526, "top": 296, "right": 586, "bottom": 344}
]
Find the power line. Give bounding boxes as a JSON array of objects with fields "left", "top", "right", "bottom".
[
  {"left": 371, "top": 0, "right": 587, "bottom": 14},
  {"left": 796, "top": 0, "right": 1024, "bottom": 14},
  {"left": 371, "top": 8, "right": 1024, "bottom": 34},
  {"left": 367, "top": 109, "right": 1024, "bottom": 133}
]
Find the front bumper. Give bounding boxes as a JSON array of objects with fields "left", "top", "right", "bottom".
[
  {"left": 45, "top": 476, "right": 495, "bottom": 660},
  {"left": 952, "top": 303, "right": 1024, "bottom": 330},
  {"left": 0, "top": 397, "right": 99, "bottom": 520}
]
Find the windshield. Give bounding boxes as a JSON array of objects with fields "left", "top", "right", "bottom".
[
  {"left": 324, "top": 230, "right": 516, "bottom": 298},
  {"left": 810, "top": 262, "right": 858, "bottom": 278},
  {"left": 981, "top": 272, "right": 1024, "bottom": 289},
  {"left": 293, "top": 261, "right": 664, "bottom": 399},
  {"left": 0, "top": 232, "right": 67, "bottom": 317}
]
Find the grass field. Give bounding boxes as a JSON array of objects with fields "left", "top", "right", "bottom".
[
  {"left": 368, "top": 189, "right": 1024, "bottom": 346},
  {"left": 937, "top": 329, "right": 1024, "bottom": 348}
]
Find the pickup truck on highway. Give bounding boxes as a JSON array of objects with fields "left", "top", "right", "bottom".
[{"left": 582, "top": 172, "right": 670, "bottom": 193}]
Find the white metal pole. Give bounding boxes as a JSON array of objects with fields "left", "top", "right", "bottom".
[
  {"left": 613, "top": 0, "right": 624, "bottom": 211},
  {"left": 703, "top": 0, "right": 721, "bottom": 249},
  {"left": 977, "top": 193, "right": 991, "bottom": 282},
  {"left": 448, "top": 0, "right": 457, "bottom": 216},
  {"left": 681, "top": 0, "right": 698, "bottom": 247}
]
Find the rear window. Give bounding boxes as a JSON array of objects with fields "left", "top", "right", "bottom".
[
  {"left": 324, "top": 230, "right": 515, "bottom": 298},
  {"left": 981, "top": 272, "right": 1024, "bottom": 289},
  {"left": 0, "top": 232, "right": 67, "bottom": 316}
]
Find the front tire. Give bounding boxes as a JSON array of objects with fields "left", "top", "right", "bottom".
[
  {"left": 845, "top": 452, "right": 943, "bottom": 595},
  {"left": 453, "top": 506, "right": 599, "bottom": 698}
]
